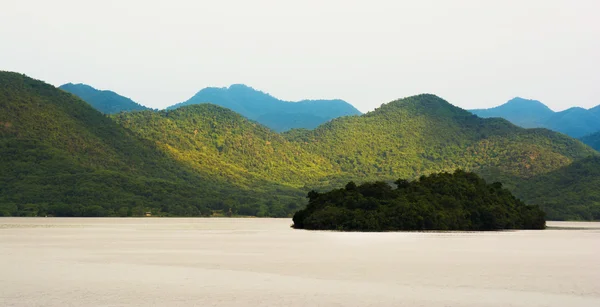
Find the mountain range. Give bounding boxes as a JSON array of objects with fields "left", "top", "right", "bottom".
[
  {"left": 62, "top": 83, "right": 361, "bottom": 132},
  {"left": 167, "top": 84, "right": 362, "bottom": 132},
  {"left": 470, "top": 97, "right": 600, "bottom": 138},
  {"left": 2, "top": 71, "right": 599, "bottom": 220},
  {"left": 2, "top": 72, "right": 303, "bottom": 217}
]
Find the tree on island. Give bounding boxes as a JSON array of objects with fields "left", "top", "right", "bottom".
[{"left": 293, "top": 170, "right": 546, "bottom": 231}]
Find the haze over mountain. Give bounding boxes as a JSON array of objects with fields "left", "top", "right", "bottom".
[
  {"left": 469, "top": 98, "right": 554, "bottom": 128},
  {"left": 470, "top": 97, "right": 600, "bottom": 138},
  {"left": 2, "top": 72, "right": 599, "bottom": 220},
  {"left": 589, "top": 105, "right": 600, "bottom": 117},
  {"left": 59, "top": 83, "right": 150, "bottom": 114},
  {"left": 167, "top": 84, "right": 361, "bottom": 132},
  {"left": 580, "top": 132, "right": 600, "bottom": 151}
]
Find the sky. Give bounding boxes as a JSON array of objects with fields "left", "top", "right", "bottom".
[{"left": 1, "top": 0, "right": 599, "bottom": 113}]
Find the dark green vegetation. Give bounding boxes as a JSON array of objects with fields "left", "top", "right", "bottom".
[
  {"left": 509, "top": 156, "right": 600, "bottom": 221},
  {"left": 2, "top": 72, "right": 599, "bottom": 220},
  {"left": 0, "top": 72, "right": 304, "bottom": 217},
  {"left": 59, "top": 83, "right": 150, "bottom": 114},
  {"left": 580, "top": 131, "right": 600, "bottom": 151},
  {"left": 167, "top": 84, "right": 361, "bottom": 132},
  {"left": 471, "top": 97, "right": 600, "bottom": 138},
  {"left": 292, "top": 170, "right": 546, "bottom": 231}
]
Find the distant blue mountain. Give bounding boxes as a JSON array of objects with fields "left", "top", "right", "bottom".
[
  {"left": 589, "top": 104, "right": 600, "bottom": 118},
  {"left": 470, "top": 97, "right": 600, "bottom": 138},
  {"left": 60, "top": 83, "right": 150, "bottom": 114},
  {"left": 470, "top": 98, "right": 554, "bottom": 128},
  {"left": 167, "top": 84, "right": 361, "bottom": 132},
  {"left": 580, "top": 131, "right": 600, "bottom": 151},
  {"left": 545, "top": 107, "right": 600, "bottom": 138}
]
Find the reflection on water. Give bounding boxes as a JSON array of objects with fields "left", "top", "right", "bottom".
[{"left": 1, "top": 218, "right": 599, "bottom": 307}]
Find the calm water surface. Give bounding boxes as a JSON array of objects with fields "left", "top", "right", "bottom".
[{"left": 1, "top": 218, "right": 599, "bottom": 306}]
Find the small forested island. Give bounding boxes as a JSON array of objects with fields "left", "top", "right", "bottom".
[{"left": 293, "top": 170, "right": 546, "bottom": 231}]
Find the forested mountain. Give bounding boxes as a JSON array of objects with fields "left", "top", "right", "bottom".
[
  {"left": 112, "top": 105, "right": 337, "bottom": 188},
  {"left": 580, "top": 132, "right": 600, "bottom": 151},
  {"left": 285, "top": 94, "right": 596, "bottom": 186},
  {"left": 121, "top": 93, "right": 597, "bottom": 220},
  {"left": 0, "top": 72, "right": 303, "bottom": 217},
  {"left": 470, "top": 98, "right": 600, "bottom": 138},
  {"left": 167, "top": 84, "right": 361, "bottom": 132},
  {"left": 470, "top": 97, "right": 554, "bottom": 128},
  {"left": 59, "top": 83, "right": 150, "bottom": 114}
]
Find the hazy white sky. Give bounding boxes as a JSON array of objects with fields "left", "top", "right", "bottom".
[{"left": 1, "top": 0, "right": 598, "bottom": 112}]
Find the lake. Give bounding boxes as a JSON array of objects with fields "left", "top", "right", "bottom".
[{"left": 1, "top": 218, "right": 599, "bottom": 306}]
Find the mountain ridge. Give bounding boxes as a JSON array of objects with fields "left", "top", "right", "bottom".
[
  {"left": 470, "top": 97, "right": 600, "bottom": 137},
  {"left": 2, "top": 72, "right": 599, "bottom": 220}
]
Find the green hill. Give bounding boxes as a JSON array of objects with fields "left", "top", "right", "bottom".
[
  {"left": 285, "top": 94, "right": 596, "bottom": 184},
  {"left": 0, "top": 72, "right": 303, "bottom": 217},
  {"left": 112, "top": 104, "right": 337, "bottom": 188},
  {"left": 167, "top": 84, "right": 361, "bottom": 132},
  {"left": 59, "top": 83, "right": 150, "bottom": 114}
]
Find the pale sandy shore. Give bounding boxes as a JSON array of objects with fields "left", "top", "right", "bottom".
[{"left": 1, "top": 218, "right": 599, "bottom": 307}]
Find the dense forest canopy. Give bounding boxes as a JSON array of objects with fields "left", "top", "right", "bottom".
[
  {"left": 284, "top": 94, "right": 595, "bottom": 183},
  {"left": 293, "top": 170, "right": 546, "bottom": 231},
  {"left": 112, "top": 104, "right": 337, "bottom": 189},
  {"left": 1, "top": 72, "right": 599, "bottom": 220}
]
